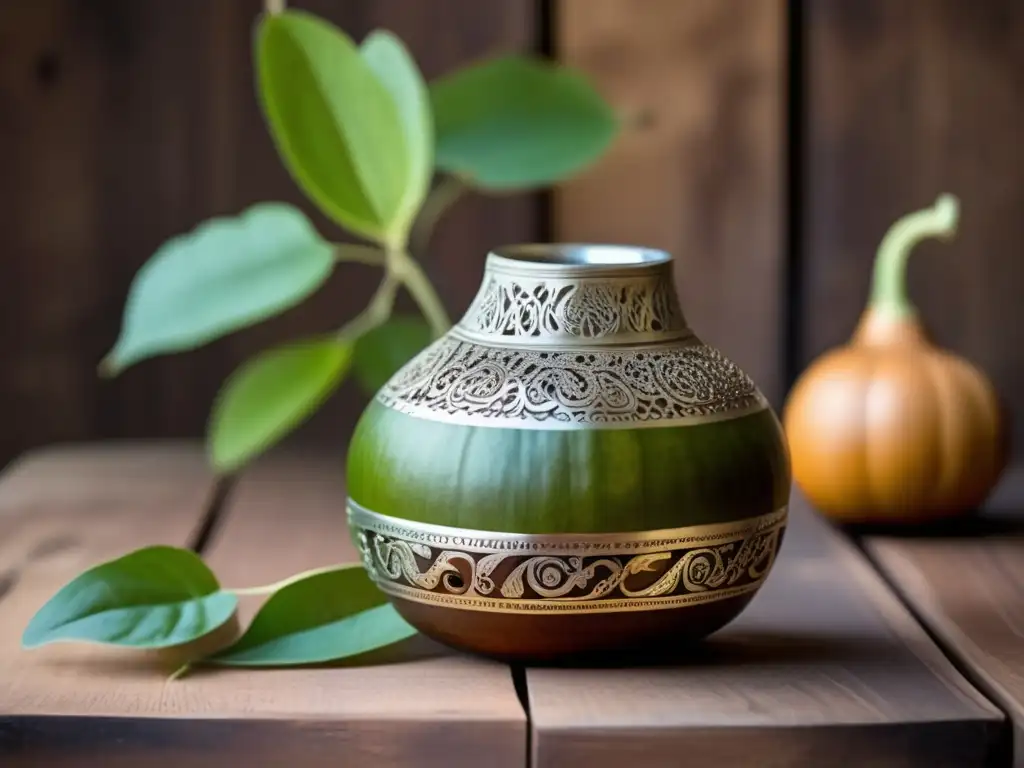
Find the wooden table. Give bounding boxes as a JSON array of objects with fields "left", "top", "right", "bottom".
[{"left": 0, "top": 443, "right": 1020, "bottom": 767}]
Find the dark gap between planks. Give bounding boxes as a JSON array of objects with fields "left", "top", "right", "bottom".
[
  {"left": 189, "top": 475, "right": 235, "bottom": 555},
  {"left": 511, "top": 666, "right": 533, "bottom": 768}
]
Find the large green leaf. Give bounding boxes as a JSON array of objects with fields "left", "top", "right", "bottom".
[
  {"left": 353, "top": 316, "right": 432, "bottom": 395},
  {"left": 209, "top": 566, "right": 416, "bottom": 666},
  {"left": 209, "top": 338, "right": 352, "bottom": 472},
  {"left": 257, "top": 11, "right": 410, "bottom": 243},
  {"left": 102, "top": 203, "right": 334, "bottom": 375},
  {"left": 430, "top": 55, "right": 619, "bottom": 190},
  {"left": 361, "top": 30, "right": 432, "bottom": 241},
  {"left": 22, "top": 547, "right": 236, "bottom": 649}
]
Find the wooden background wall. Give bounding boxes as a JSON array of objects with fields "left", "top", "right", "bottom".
[{"left": 1, "top": 0, "right": 1021, "bottom": 479}]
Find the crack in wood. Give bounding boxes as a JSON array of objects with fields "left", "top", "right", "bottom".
[
  {"left": 189, "top": 476, "right": 235, "bottom": 555},
  {"left": 0, "top": 570, "right": 17, "bottom": 603}
]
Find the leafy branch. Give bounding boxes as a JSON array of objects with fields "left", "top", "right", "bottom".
[
  {"left": 23, "top": 547, "right": 415, "bottom": 676},
  {"left": 27, "top": 9, "right": 619, "bottom": 672},
  {"left": 99, "top": 9, "right": 619, "bottom": 476}
]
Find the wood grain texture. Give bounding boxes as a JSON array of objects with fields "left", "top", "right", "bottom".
[
  {"left": 555, "top": 0, "right": 786, "bottom": 406},
  {"left": 801, "top": 0, "right": 1024, "bottom": 459},
  {"left": 187, "top": 452, "right": 526, "bottom": 768},
  {"left": 0, "top": 444, "right": 219, "bottom": 764},
  {"left": 0, "top": 447, "right": 526, "bottom": 767},
  {"left": 0, "top": 0, "right": 541, "bottom": 468},
  {"left": 865, "top": 464, "right": 1024, "bottom": 766},
  {"left": 525, "top": 496, "right": 1005, "bottom": 768}
]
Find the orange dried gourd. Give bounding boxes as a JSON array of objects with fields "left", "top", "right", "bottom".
[{"left": 783, "top": 194, "right": 1009, "bottom": 524}]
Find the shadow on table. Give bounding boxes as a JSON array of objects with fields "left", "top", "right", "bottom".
[
  {"left": 840, "top": 465, "right": 1024, "bottom": 540},
  {"left": 33, "top": 630, "right": 451, "bottom": 681},
  {"left": 523, "top": 627, "right": 901, "bottom": 670}
]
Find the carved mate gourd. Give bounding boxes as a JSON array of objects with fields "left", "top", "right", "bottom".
[
  {"left": 784, "top": 195, "right": 1009, "bottom": 524},
  {"left": 345, "top": 244, "right": 790, "bottom": 660}
]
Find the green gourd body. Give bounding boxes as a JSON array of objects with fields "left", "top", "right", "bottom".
[
  {"left": 344, "top": 244, "right": 791, "bottom": 660},
  {"left": 348, "top": 401, "right": 789, "bottom": 534}
]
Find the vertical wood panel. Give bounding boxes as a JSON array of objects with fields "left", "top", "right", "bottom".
[
  {"left": 0, "top": 0, "right": 541, "bottom": 466},
  {"left": 555, "top": 0, "right": 786, "bottom": 405},
  {"left": 802, "top": 0, "right": 1024, "bottom": 462}
]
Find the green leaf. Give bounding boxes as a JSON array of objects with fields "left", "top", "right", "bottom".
[
  {"left": 257, "top": 11, "right": 410, "bottom": 244},
  {"left": 22, "top": 546, "right": 236, "bottom": 650},
  {"left": 210, "top": 338, "right": 352, "bottom": 472},
  {"left": 209, "top": 566, "right": 416, "bottom": 666},
  {"left": 102, "top": 203, "right": 335, "bottom": 375},
  {"left": 361, "top": 30, "right": 432, "bottom": 240},
  {"left": 431, "top": 55, "right": 619, "bottom": 190},
  {"left": 353, "top": 316, "right": 432, "bottom": 394}
]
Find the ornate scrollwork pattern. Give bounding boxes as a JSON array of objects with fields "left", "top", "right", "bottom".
[
  {"left": 348, "top": 502, "right": 786, "bottom": 614},
  {"left": 376, "top": 335, "right": 765, "bottom": 429},
  {"left": 458, "top": 272, "right": 687, "bottom": 344}
]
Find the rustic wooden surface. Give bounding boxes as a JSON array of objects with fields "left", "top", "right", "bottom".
[
  {"left": 0, "top": 445, "right": 525, "bottom": 768},
  {"left": 555, "top": 0, "right": 787, "bottom": 407},
  {"left": 3, "top": 444, "right": 1022, "bottom": 767},
  {"left": 864, "top": 464, "right": 1024, "bottom": 767},
  {"left": 0, "top": 0, "right": 541, "bottom": 468},
  {"left": 801, "top": 0, "right": 1024, "bottom": 453},
  {"left": 525, "top": 496, "right": 1004, "bottom": 768}
]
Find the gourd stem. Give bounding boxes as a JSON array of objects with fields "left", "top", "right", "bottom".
[{"left": 869, "top": 193, "right": 959, "bottom": 317}]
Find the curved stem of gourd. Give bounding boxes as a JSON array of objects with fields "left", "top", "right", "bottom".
[
  {"left": 265, "top": 0, "right": 286, "bottom": 14},
  {"left": 869, "top": 193, "right": 960, "bottom": 318}
]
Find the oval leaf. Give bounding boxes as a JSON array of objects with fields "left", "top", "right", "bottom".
[
  {"left": 209, "top": 566, "right": 416, "bottom": 666},
  {"left": 22, "top": 546, "right": 236, "bottom": 650},
  {"left": 430, "top": 55, "right": 619, "bottom": 190},
  {"left": 210, "top": 338, "right": 352, "bottom": 472},
  {"left": 361, "top": 30, "right": 432, "bottom": 240},
  {"left": 353, "top": 316, "right": 432, "bottom": 395},
  {"left": 102, "top": 203, "right": 335, "bottom": 375},
  {"left": 258, "top": 11, "right": 409, "bottom": 243}
]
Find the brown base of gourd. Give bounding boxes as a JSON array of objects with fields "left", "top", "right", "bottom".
[{"left": 391, "top": 592, "right": 758, "bottom": 663}]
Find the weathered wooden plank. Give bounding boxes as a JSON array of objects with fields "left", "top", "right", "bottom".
[
  {"left": 192, "top": 453, "right": 527, "bottom": 768},
  {"left": 865, "top": 465, "right": 1024, "bottom": 767},
  {"left": 0, "top": 443, "right": 220, "bottom": 765},
  {"left": 555, "top": 0, "right": 786, "bottom": 406},
  {"left": 801, "top": 0, "right": 1024, "bottom": 451},
  {"left": 0, "top": 447, "right": 527, "bottom": 767},
  {"left": 0, "top": 0, "right": 541, "bottom": 467},
  {"left": 525, "top": 497, "right": 1004, "bottom": 767}
]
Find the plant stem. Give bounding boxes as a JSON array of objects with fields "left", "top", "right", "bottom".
[
  {"left": 408, "top": 175, "right": 466, "bottom": 261},
  {"left": 228, "top": 564, "right": 351, "bottom": 596},
  {"left": 167, "top": 663, "right": 191, "bottom": 682},
  {"left": 335, "top": 272, "right": 400, "bottom": 341},
  {"left": 869, "top": 193, "right": 960, "bottom": 318},
  {"left": 334, "top": 244, "right": 386, "bottom": 267},
  {"left": 265, "top": 0, "right": 286, "bottom": 14},
  {"left": 392, "top": 251, "right": 452, "bottom": 337}
]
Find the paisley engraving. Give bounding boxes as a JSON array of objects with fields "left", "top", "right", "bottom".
[
  {"left": 459, "top": 272, "right": 687, "bottom": 343},
  {"left": 376, "top": 335, "right": 765, "bottom": 429},
  {"left": 348, "top": 502, "right": 786, "bottom": 614}
]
